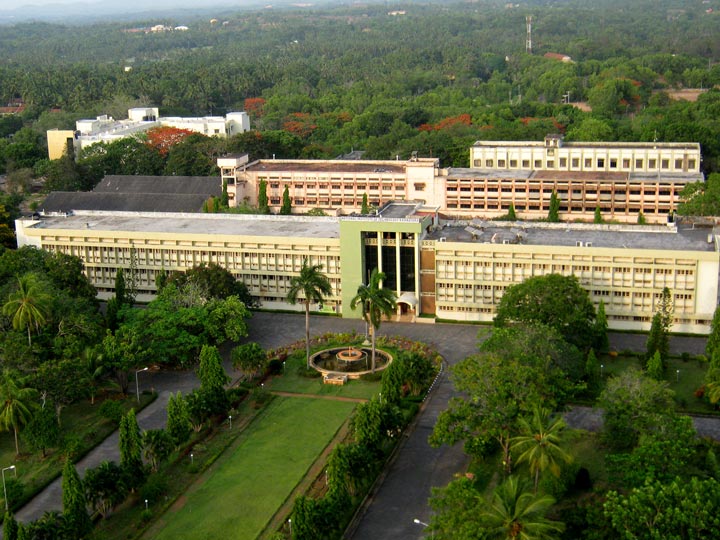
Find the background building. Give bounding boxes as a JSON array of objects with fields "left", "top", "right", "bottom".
[{"left": 47, "top": 108, "right": 251, "bottom": 160}]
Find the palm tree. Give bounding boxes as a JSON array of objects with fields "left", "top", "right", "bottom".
[
  {"left": 0, "top": 371, "right": 37, "bottom": 456},
  {"left": 350, "top": 268, "right": 397, "bottom": 373},
  {"left": 510, "top": 407, "right": 573, "bottom": 492},
  {"left": 286, "top": 260, "right": 333, "bottom": 368},
  {"left": 481, "top": 476, "right": 564, "bottom": 540},
  {"left": 2, "top": 273, "right": 52, "bottom": 346}
]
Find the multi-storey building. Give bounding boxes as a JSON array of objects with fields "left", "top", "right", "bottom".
[
  {"left": 16, "top": 203, "right": 719, "bottom": 334},
  {"left": 46, "top": 107, "right": 251, "bottom": 160},
  {"left": 469, "top": 135, "right": 701, "bottom": 174},
  {"left": 218, "top": 136, "right": 703, "bottom": 223}
]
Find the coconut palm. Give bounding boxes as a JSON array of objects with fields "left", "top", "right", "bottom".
[
  {"left": 510, "top": 407, "right": 573, "bottom": 492},
  {"left": 2, "top": 273, "right": 53, "bottom": 346},
  {"left": 350, "top": 268, "right": 397, "bottom": 373},
  {"left": 481, "top": 476, "right": 564, "bottom": 540},
  {"left": 0, "top": 371, "right": 38, "bottom": 455},
  {"left": 286, "top": 260, "right": 333, "bottom": 368}
]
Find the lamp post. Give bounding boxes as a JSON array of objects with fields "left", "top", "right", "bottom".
[
  {"left": 190, "top": 453, "right": 194, "bottom": 465},
  {"left": 2, "top": 465, "right": 16, "bottom": 512},
  {"left": 600, "top": 364, "right": 604, "bottom": 378},
  {"left": 676, "top": 369, "right": 680, "bottom": 382},
  {"left": 228, "top": 415, "right": 233, "bottom": 429},
  {"left": 288, "top": 518, "right": 292, "bottom": 535},
  {"left": 413, "top": 518, "right": 433, "bottom": 539},
  {"left": 135, "top": 367, "right": 148, "bottom": 403}
]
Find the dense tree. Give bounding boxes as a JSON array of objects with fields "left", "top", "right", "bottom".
[
  {"left": 605, "top": 477, "right": 720, "bottom": 540},
  {"left": 3, "top": 512, "right": 18, "bottom": 540},
  {"left": 258, "top": 179, "right": 269, "bottom": 214},
  {"left": 599, "top": 368, "right": 676, "bottom": 450},
  {"left": 594, "top": 300, "right": 609, "bottom": 352},
  {"left": 142, "top": 429, "right": 174, "bottom": 472},
  {"left": 707, "top": 305, "right": 720, "bottom": 360},
  {"left": 83, "top": 461, "right": 127, "bottom": 519},
  {"left": 61, "top": 460, "right": 91, "bottom": 539},
  {"left": 494, "top": 274, "right": 596, "bottom": 351},
  {"left": 231, "top": 342, "right": 266, "bottom": 379},
  {"left": 23, "top": 405, "right": 61, "bottom": 458},
  {"left": 286, "top": 261, "right": 333, "bottom": 368},
  {"left": 430, "top": 354, "right": 544, "bottom": 468},
  {"left": 280, "top": 185, "right": 292, "bottom": 215},
  {"left": 350, "top": 268, "right": 397, "bottom": 373}
]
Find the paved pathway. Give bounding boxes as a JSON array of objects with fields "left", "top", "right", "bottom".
[{"left": 10, "top": 313, "right": 711, "bottom": 540}]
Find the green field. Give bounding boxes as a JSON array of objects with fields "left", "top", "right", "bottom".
[{"left": 150, "top": 396, "right": 356, "bottom": 540}]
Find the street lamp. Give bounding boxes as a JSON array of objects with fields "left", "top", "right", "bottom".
[
  {"left": 600, "top": 364, "right": 604, "bottom": 378},
  {"left": 2, "top": 465, "right": 16, "bottom": 512},
  {"left": 413, "top": 518, "right": 433, "bottom": 538},
  {"left": 288, "top": 518, "right": 292, "bottom": 535},
  {"left": 677, "top": 369, "right": 680, "bottom": 382},
  {"left": 135, "top": 367, "right": 149, "bottom": 403},
  {"left": 228, "top": 415, "right": 233, "bottom": 429},
  {"left": 190, "top": 453, "right": 194, "bottom": 465}
]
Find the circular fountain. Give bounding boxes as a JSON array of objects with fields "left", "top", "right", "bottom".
[{"left": 310, "top": 345, "right": 392, "bottom": 381}]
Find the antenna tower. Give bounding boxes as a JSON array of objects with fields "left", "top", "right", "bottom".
[{"left": 526, "top": 15, "right": 533, "bottom": 54}]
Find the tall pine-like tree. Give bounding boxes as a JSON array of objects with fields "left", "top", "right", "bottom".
[
  {"left": 361, "top": 193, "right": 369, "bottom": 214},
  {"left": 258, "top": 179, "right": 269, "bottom": 214},
  {"left": 3, "top": 512, "right": 18, "bottom": 540},
  {"left": 280, "top": 185, "right": 292, "bottom": 215},
  {"left": 548, "top": 191, "right": 561, "bottom": 222},
  {"left": 166, "top": 392, "right": 192, "bottom": 445},
  {"left": 197, "top": 345, "right": 230, "bottom": 415},
  {"left": 119, "top": 409, "right": 143, "bottom": 483},
  {"left": 594, "top": 300, "right": 609, "bottom": 352},
  {"left": 62, "top": 460, "right": 91, "bottom": 539}
]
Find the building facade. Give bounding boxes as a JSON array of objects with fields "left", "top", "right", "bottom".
[
  {"left": 218, "top": 137, "right": 702, "bottom": 224},
  {"left": 47, "top": 108, "right": 251, "bottom": 160},
  {"left": 16, "top": 204, "right": 719, "bottom": 334}
]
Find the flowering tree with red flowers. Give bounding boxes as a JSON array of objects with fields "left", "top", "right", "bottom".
[{"left": 146, "top": 126, "right": 196, "bottom": 155}]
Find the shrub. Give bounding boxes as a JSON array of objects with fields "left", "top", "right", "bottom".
[
  {"left": 267, "top": 359, "right": 283, "bottom": 375},
  {"left": 297, "top": 365, "right": 322, "bottom": 378},
  {"left": 98, "top": 400, "right": 123, "bottom": 425},
  {"left": 226, "top": 387, "right": 249, "bottom": 407},
  {"left": 360, "top": 372, "right": 382, "bottom": 382},
  {"left": 3, "top": 478, "right": 24, "bottom": 512},
  {"left": 140, "top": 473, "right": 168, "bottom": 504}
]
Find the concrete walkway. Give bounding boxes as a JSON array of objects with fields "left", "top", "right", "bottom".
[{"left": 10, "top": 313, "right": 711, "bottom": 540}]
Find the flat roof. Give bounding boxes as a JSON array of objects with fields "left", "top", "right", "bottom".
[
  {"left": 29, "top": 211, "right": 340, "bottom": 240},
  {"left": 246, "top": 161, "right": 407, "bottom": 174},
  {"left": 428, "top": 222, "right": 716, "bottom": 252}
]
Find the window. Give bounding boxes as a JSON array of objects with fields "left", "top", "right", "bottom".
[
  {"left": 485, "top": 159, "right": 494, "bottom": 167},
  {"left": 584, "top": 158, "right": 592, "bottom": 168},
  {"left": 674, "top": 159, "right": 683, "bottom": 170},
  {"left": 636, "top": 159, "right": 644, "bottom": 168},
  {"left": 498, "top": 159, "right": 506, "bottom": 167},
  {"left": 414, "top": 183, "right": 425, "bottom": 191},
  {"left": 597, "top": 158, "right": 605, "bottom": 168},
  {"left": 649, "top": 159, "right": 657, "bottom": 169},
  {"left": 534, "top": 160, "right": 542, "bottom": 168},
  {"left": 559, "top": 157, "right": 567, "bottom": 167},
  {"left": 609, "top": 158, "right": 617, "bottom": 169},
  {"left": 572, "top": 158, "right": 579, "bottom": 168},
  {"left": 623, "top": 159, "right": 630, "bottom": 168},
  {"left": 473, "top": 160, "right": 482, "bottom": 167},
  {"left": 661, "top": 159, "right": 669, "bottom": 169},
  {"left": 688, "top": 159, "right": 696, "bottom": 169},
  {"left": 546, "top": 161, "right": 554, "bottom": 168},
  {"left": 509, "top": 159, "right": 518, "bottom": 168},
  {"left": 522, "top": 159, "right": 530, "bottom": 168}
]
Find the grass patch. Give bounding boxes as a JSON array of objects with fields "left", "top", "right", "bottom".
[
  {"left": 597, "top": 354, "right": 713, "bottom": 414},
  {"left": 149, "top": 397, "right": 355, "bottom": 540}
]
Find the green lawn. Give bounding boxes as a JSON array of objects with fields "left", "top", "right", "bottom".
[
  {"left": 151, "top": 396, "right": 356, "bottom": 540},
  {"left": 598, "top": 354, "right": 711, "bottom": 414},
  {"left": 263, "top": 349, "right": 382, "bottom": 400}
]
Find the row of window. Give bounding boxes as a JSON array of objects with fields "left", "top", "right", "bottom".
[{"left": 476, "top": 157, "right": 696, "bottom": 171}]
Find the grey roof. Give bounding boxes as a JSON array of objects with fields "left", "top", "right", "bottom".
[
  {"left": 429, "top": 222, "right": 716, "bottom": 252},
  {"left": 40, "top": 175, "right": 222, "bottom": 214},
  {"left": 30, "top": 211, "right": 340, "bottom": 239},
  {"left": 94, "top": 175, "right": 221, "bottom": 196},
  {"left": 40, "top": 192, "right": 216, "bottom": 213}
]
